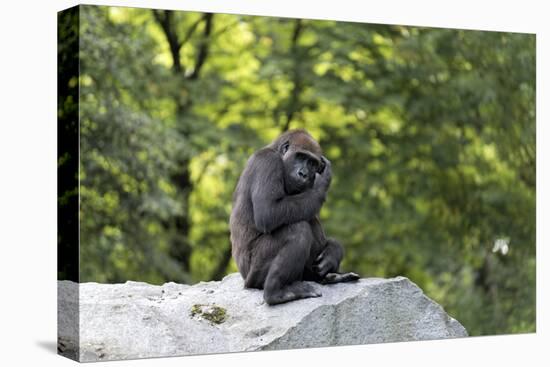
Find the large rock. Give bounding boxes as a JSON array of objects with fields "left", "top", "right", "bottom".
[{"left": 58, "top": 273, "right": 467, "bottom": 362}]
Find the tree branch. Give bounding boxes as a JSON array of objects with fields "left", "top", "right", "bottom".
[
  {"left": 152, "top": 10, "right": 183, "bottom": 73},
  {"left": 188, "top": 13, "right": 214, "bottom": 80},
  {"left": 179, "top": 16, "right": 204, "bottom": 49},
  {"left": 210, "top": 18, "right": 241, "bottom": 40}
]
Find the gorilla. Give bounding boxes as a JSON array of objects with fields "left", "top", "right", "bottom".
[{"left": 230, "top": 129, "right": 359, "bottom": 305}]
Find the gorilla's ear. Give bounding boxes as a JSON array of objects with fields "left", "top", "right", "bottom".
[{"left": 279, "top": 141, "right": 290, "bottom": 155}]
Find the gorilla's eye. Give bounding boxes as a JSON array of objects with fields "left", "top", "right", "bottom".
[{"left": 280, "top": 141, "right": 290, "bottom": 154}]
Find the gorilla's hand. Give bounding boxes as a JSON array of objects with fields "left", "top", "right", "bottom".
[
  {"left": 321, "top": 272, "right": 360, "bottom": 284},
  {"left": 312, "top": 247, "right": 338, "bottom": 278},
  {"left": 314, "top": 156, "right": 332, "bottom": 192}
]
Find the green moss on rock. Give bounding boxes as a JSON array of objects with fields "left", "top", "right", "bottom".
[{"left": 190, "top": 304, "right": 227, "bottom": 324}]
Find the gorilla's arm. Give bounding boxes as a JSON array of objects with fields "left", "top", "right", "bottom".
[{"left": 250, "top": 149, "right": 331, "bottom": 234}]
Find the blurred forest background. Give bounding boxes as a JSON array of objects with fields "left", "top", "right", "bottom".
[{"left": 58, "top": 5, "right": 535, "bottom": 336}]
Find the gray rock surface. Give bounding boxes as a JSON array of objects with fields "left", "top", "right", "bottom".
[{"left": 58, "top": 273, "right": 467, "bottom": 362}]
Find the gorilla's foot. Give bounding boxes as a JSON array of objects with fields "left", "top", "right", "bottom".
[{"left": 263, "top": 281, "right": 321, "bottom": 305}]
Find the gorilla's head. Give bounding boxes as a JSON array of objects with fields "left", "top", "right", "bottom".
[{"left": 270, "top": 129, "right": 326, "bottom": 195}]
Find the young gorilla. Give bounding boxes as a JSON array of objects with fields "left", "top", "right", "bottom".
[{"left": 230, "top": 129, "right": 359, "bottom": 305}]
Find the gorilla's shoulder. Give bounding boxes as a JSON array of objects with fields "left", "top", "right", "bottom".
[
  {"left": 249, "top": 147, "right": 281, "bottom": 164},
  {"left": 245, "top": 148, "right": 284, "bottom": 176}
]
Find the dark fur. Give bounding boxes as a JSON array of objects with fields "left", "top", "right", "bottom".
[{"left": 230, "top": 129, "right": 358, "bottom": 305}]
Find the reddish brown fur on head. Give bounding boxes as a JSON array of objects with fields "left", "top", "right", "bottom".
[{"left": 270, "top": 129, "right": 322, "bottom": 156}]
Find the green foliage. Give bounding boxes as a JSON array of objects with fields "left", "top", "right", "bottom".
[{"left": 69, "top": 5, "right": 535, "bottom": 336}]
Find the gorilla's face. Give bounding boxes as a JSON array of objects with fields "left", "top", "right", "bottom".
[{"left": 282, "top": 146, "right": 322, "bottom": 195}]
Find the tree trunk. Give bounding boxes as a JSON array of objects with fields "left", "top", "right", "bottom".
[
  {"left": 281, "top": 19, "right": 304, "bottom": 132},
  {"left": 153, "top": 10, "right": 214, "bottom": 276}
]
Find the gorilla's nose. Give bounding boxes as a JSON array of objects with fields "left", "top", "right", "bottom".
[{"left": 298, "top": 169, "right": 308, "bottom": 179}]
